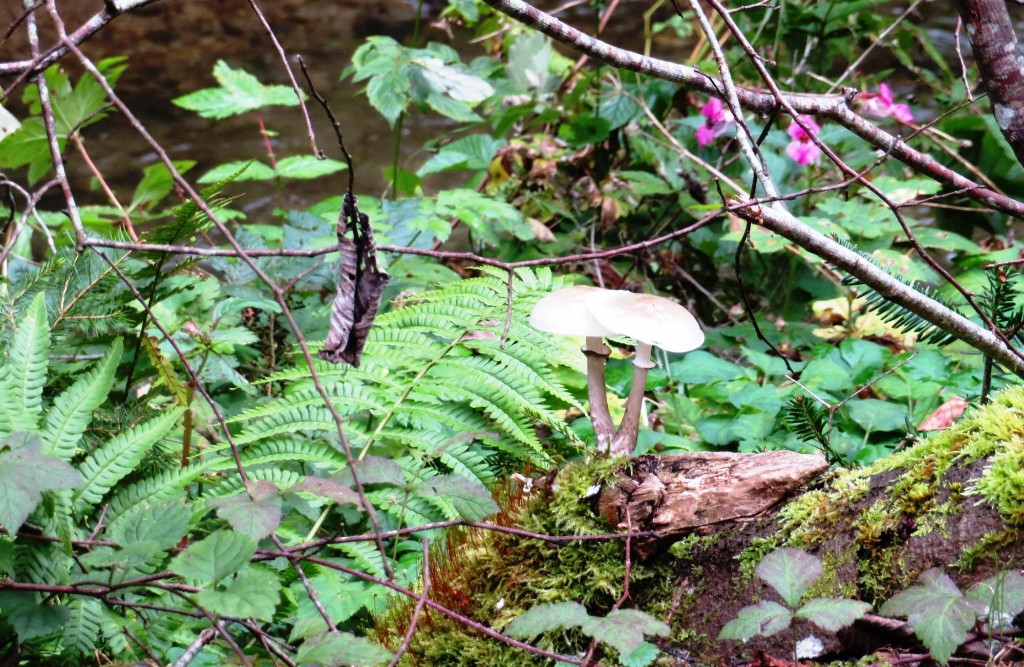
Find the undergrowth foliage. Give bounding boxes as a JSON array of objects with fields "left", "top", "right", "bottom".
[{"left": 0, "top": 268, "right": 582, "bottom": 663}]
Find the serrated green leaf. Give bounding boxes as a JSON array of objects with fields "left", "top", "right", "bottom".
[
  {"left": 417, "top": 474, "right": 498, "bottom": 521},
  {"left": 296, "top": 631, "right": 392, "bottom": 666},
  {"left": 4, "top": 292, "right": 49, "bottom": 432},
  {"left": 718, "top": 600, "right": 793, "bottom": 640},
  {"left": 879, "top": 568, "right": 974, "bottom": 664},
  {"left": 196, "top": 566, "right": 280, "bottom": 621},
  {"left": 169, "top": 530, "right": 256, "bottom": 585},
  {"left": 289, "top": 576, "right": 382, "bottom": 642},
  {"left": 506, "top": 601, "right": 591, "bottom": 638},
  {"left": 756, "top": 548, "right": 822, "bottom": 607},
  {"left": 0, "top": 591, "right": 70, "bottom": 640},
  {"left": 0, "top": 435, "right": 81, "bottom": 532},
  {"left": 366, "top": 68, "right": 411, "bottom": 126},
  {"left": 619, "top": 641, "right": 660, "bottom": 667},
  {"left": 41, "top": 338, "right": 121, "bottom": 460},
  {"left": 173, "top": 60, "right": 304, "bottom": 119},
  {"left": 208, "top": 480, "right": 282, "bottom": 540},
  {"left": 967, "top": 571, "right": 1024, "bottom": 625},
  {"left": 198, "top": 159, "right": 276, "bottom": 184},
  {"left": 78, "top": 541, "right": 163, "bottom": 570},
  {"left": 581, "top": 609, "right": 670, "bottom": 657},
  {"left": 795, "top": 597, "right": 871, "bottom": 632},
  {"left": 107, "top": 497, "right": 190, "bottom": 551},
  {"left": 274, "top": 155, "right": 347, "bottom": 180},
  {"left": 335, "top": 455, "right": 405, "bottom": 487},
  {"left": 72, "top": 407, "right": 184, "bottom": 510}
]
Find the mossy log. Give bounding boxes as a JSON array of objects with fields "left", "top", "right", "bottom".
[{"left": 380, "top": 388, "right": 1024, "bottom": 666}]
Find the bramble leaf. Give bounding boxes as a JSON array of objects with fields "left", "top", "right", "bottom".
[
  {"left": 795, "top": 597, "right": 871, "bottom": 631},
  {"left": 756, "top": 547, "right": 822, "bottom": 607},
  {"left": 296, "top": 631, "right": 392, "bottom": 666},
  {"left": 0, "top": 434, "right": 81, "bottom": 532},
  {"left": 879, "top": 568, "right": 975, "bottom": 664},
  {"left": 169, "top": 530, "right": 256, "bottom": 585},
  {"left": 208, "top": 479, "right": 282, "bottom": 540},
  {"left": 196, "top": 566, "right": 281, "bottom": 621},
  {"left": 718, "top": 600, "right": 792, "bottom": 640},
  {"left": 417, "top": 474, "right": 498, "bottom": 521}
]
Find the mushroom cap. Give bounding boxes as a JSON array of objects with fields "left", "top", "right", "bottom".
[
  {"left": 586, "top": 290, "right": 704, "bottom": 353},
  {"left": 529, "top": 285, "right": 617, "bottom": 337}
]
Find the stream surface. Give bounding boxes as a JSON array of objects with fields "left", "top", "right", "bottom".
[{"left": 0, "top": 1, "right": 1004, "bottom": 223}]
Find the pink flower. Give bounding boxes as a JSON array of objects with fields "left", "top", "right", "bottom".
[
  {"left": 786, "top": 115, "right": 821, "bottom": 166},
  {"left": 695, "top": 97, "right": 734, "bottom": 147},
  {"left": 695, "top": 124, "right": 716, "bottom": 147},
  {"left": 860, "top": 82, "right": 914, "bottom": 125}
]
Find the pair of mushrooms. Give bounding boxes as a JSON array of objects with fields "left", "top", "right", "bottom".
[{"left": 530, "top": 286, "right": 704, "bottom": 456}]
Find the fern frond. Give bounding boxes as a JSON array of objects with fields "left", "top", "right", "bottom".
[
  {"left": 3, "top": 291, "right": 50, "bottom": 432},
  {"left": 42, "top": 338, "right": 122, "bottom": 460},
  {"left": 835, "top": 237, "right": 962, "bottom": 345},
  {"left": 59, "top": 598, "right": 103, "bottom": 656},
  {"left": 106, "top": 465, "right": 207, "bottom": 523},
  {"left": 74, "top": 408, "right": 185, "bottom": 511}
]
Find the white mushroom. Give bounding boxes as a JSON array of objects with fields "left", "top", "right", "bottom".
[
  {"left": 529, "top": 285, "right": 704, "bottom": 457},
  {"left": 585, "top": 289, "right": 704, "bottom": 455},
  {"left": 529, "top": 285, "right": 617, "bottom": 450}
]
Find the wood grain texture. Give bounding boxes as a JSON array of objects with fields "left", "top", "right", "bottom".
[{"left": 597, "top": 451, "right": 828, "bottom": 551}]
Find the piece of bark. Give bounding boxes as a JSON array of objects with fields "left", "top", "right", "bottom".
[
  {"left": 597, "top": 451, "right": 828, "bottom": 554},
  {"left": 955, "top": 0, "right": 1024, "bottom": 168}
]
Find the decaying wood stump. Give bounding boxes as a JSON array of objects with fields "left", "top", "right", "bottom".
[{"left": 596, "top": 451, "right": 828, "bottom": 556}]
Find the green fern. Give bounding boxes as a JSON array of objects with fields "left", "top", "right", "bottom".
[
  {"left": 4, "top": 292, "right": 50, "bottom": 432},
  {"left": 230, "top": 267, "right": 584, "bottom": 496},
  {"left": 73, "top": 407, "right": 185, "bottom": 511},
  {"left": 834, "top": 236, "right": 962, "bottom": 345}
]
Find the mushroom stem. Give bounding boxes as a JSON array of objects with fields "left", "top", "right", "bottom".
[
  {"left": 583, "top": 336, "right": 615, "bottom": 453},
  {"left": 610, "top": 342, "right": 655, "bottom": 457}
]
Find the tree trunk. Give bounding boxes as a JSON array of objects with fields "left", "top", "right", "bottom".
[{"left": 955, "top": 0, "right": 1024, "bottom": 167}]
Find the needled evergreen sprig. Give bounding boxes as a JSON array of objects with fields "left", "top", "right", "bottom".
[
  {"left": 783, "top": 395, "right": 843, "bottom": 465},
  {"left": 832, "top": 236, "right": 962, "bottom": 346}
]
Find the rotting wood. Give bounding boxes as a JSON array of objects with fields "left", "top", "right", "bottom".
[{"left": 597, "top": 451, "right": 828, "bottom": 555}]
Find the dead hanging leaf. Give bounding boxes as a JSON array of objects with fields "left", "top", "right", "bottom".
[
  {"left": 917, "top": 396, "right": 969, "bottom": 432},
  {"left": 319, "top": 195, "right": 390, "bottom": 367},
  {"left": 527, "top": 218, "right": 556, "bottom": 243}
]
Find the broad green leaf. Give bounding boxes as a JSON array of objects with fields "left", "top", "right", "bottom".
[
  {"left": 966, "top": 571, "right": 1024, "bottom": 626},
  {"left": 844, "top": 399, "right": 909, "bottom": 433},
  {"left": 274, "top": 155, "right": 347, "bottom": 180},
  {"left": 670, "top": 351, "right": 749, "bottom": 384},
  {"left": 424, "top": 92, "right": 481, "bottom": 122},
  {"left": 879, "top": 568, "right": 974, "bottom": 664},
  {"left": 0, "top": 591, "right": 70, "bottom": 640},
  {"left": 506, "top": 601, "right": 591, "bottom": 637},
  {"left": 417, "top": 474, "right": 498, "bottom": 521},
  {"left": 296, "top": 631, "right": 392, "bottom": 666},
  {"left": 289, "top": 576, "right": 382, "bottom": 642},
  {"left": 580, "top": 608, "right": 670, "bottom": 657},
  {"left": 173, "top": 60, "right": 304, "bottom": 119},
  {"left": 198, "top": 159, "right": 275, "bottom": 184},
  {"left": 289, "top": 476, "right": 361, "bottom": 508},
  {"left": 619, "top": 640, "right": 660, "bottom": 667},
  {"left": 366, "top": 68, "right": 410, "bottom": 126},
  {"left": 73, "top": 408, "right": 184, "bottom": 510},
  {"left": 208, "top": 480, "right": 282, "bottom": 540},
  {"left": 4, "top": 292, "right": 49, "bottom": 432},
  {"left": 169, "top": 530, "right": 256, "bottom": 585},
  {"left": 41, "top": 338, "right": 122, "bottom": 460},
  {"left": 418, "top": 134, "right": 506, "bottom": 176},
  {"left": 412, "top": 56, "right": 493, "bottom": 103},
  {"left": 718, "top": 600, "right": 792, "bottom": 640},
  {"left": 507, "top": 31, "right": 556, "bottom": 94},
  {"left": 0, "top": 435, "right": 81, "bottom": 531},
  {"left": 129, "top": 161, "right": 196, "bottom": 212},
  {"left": 756, "top": 548, "right": 822, "bottom": 607},
  {"left": 196, "top": 566, "right": 281, "bottom": 621},
  {"left": 335, "top": 455, "right": 405, "bottom": 487},
  {"left": 78, "top": 541, "right": 164, "bottom": 570},
  {"left": 107, "top": 497, "right": 191, "bottom": 551},
  {"left": 796, "top": 597, "right": 871, "bottom": 632}
]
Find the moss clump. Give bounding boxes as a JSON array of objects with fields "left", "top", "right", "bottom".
[{"left": 377, "top": 456, "right": 673, "bottom": 666}]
